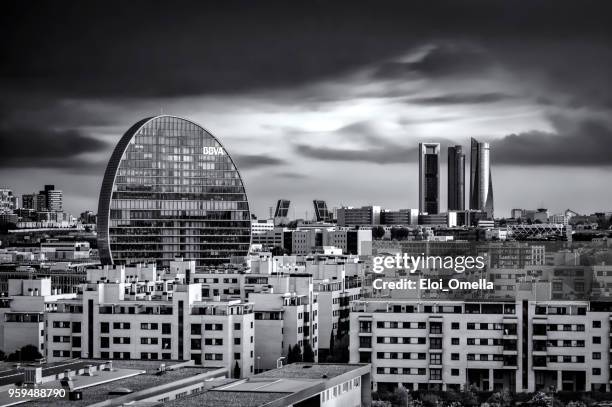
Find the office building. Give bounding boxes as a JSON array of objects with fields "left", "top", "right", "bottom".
[
  {"left": 43, "top": 185, "right": 63, "bottom": 212},
  {"left": 418, "top": 143, "right": 440, "bottom": 215},
  {"left": 274, "top": 199, "right": 291, "bottom": 218},
  {"left": 22, "top": 192, "right": 47, "bottom": 212},
  {"left": 97, "top": 115, "right": 251, "bottom": 267},
  {"left": 469, "top": 138, "right": 494, "bottom": 219},
  {"left": 280, "top": 228, "right": 372, "bottom": 256},
  {"left": 313, "top": 199, "right": 334, "bottom": 222},
  {"left": 21, "top": 185, "right": 63, "bottom": 213},
  {"left": 381, "top": 209, "right": 419, "bottom": 226},
  {"left": 448, "top": 145, "right": 465, "bottom": 211},
  {"left": 250, "top": 227, "right": 285, "bottom": 251},
  {"left": 272, "top": 199, "right": 291, "bottom": 226},
  {"left": 350, "top": 298, "right": 612, "bottom": 393},
  {"left": 0, "top": 188, "right": 18, "bottom": 213},
  {"left": 337, "top": 206, "right": 381, "bottom": 226},
  {"left": 251, "top": 218, "right": 275, "bottom": 234}
]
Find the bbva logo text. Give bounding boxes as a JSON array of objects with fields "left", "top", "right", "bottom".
[{"left": 203, "top": 147, "right": 225, "bottom": 155}]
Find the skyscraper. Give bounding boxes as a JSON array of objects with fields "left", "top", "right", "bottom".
[
  {"left": 313, "top": 200, "right": 333, "bottom": 222},
  {"left": 97, "top": 115, "right": 252, "bottom": 267},
  {"left": 418, "top": 143, "right": 440, "bottom": 215},
  {"left": 273, "top": 199, "right": 291, "bottom": 218},
  {"left": 447, "top": 145, "right": 465, "bottom": 211},
  {"left": 43, "top": 184, "right": 63, "bottom": 212},
  {"left": 469, "top": 138, "right": 494, "bottom": 219}
]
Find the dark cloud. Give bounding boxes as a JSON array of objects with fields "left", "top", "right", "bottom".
[
  {"left": 493, "top": 118, "right": 612, "bottom": 166},
  {"left": 293, "top": 121, "right": 456, "bottom": 164},
  {"left": 295, "top": 144, "right": 414, "bottom": 164},
  {"left": 408, "top": 92, "right": 516, "bottom": 105},
  {"left": 233, "top": 154, "right": 285, "bottom": 169},
  {"left": 0, "top": 128, "right": 109, "bottom": 169},
  {"left": 374, "top": 44, "right": 494, "bottom": 80},
  {"left": 276, "top": 172, "right": 309, "bottom": 179},
  {"left": 1, "top": 1, "right": 610, "bottom": 99}
]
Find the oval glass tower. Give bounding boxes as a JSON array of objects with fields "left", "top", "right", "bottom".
[{"left": 97, "top": 116, "right": 251, "bottom": 267}]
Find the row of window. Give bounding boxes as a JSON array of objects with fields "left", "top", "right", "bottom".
[
  {"left": 376, "top": 367, "right": 447, "bottom": 379},
  {"left": 320, "top": 378, "right": 360, "bottom": 403},
  {"left": 369, "top": 321, "right": 517, "bottom": 332}
]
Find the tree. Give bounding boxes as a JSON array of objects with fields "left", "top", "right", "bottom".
[
  {"left": 328, "top": 330, "right": 335, "bottom": 358},
  {"left": 330, "top": 334, "right": 350, "bottom": 363},
  {"left": 372, "top": 226, "right": 386, "bottom": 239},
  {"left": 389, "top": 386, "right": 410, "bottom": 407},
  {"left": 7, "top": 345, "right": 43, "bottom": 362},
  {"left": 292, "top": 344, "right": 303, "bottom": 363},
  {"left": 303, "top": 341, "right": 315, "bottom": 363},
  {"left": 0, "top": 350, "right": 5, "bottom": 361},
  {"left": 233, "top": 361, "right": 241, "bottom": 378},
  {"left": 390, "top": 227, "right": 410, "bottom": 241},
  {"left": 287, "top": 345, "right": 295, "bottom": 363}
]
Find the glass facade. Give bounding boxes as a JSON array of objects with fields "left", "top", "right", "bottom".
[
  {"left": 98, "top": 116, "right": 251, "bottom": 267},
  {"left": 418, "top": 143, "right": 440, "bottom": 215}
]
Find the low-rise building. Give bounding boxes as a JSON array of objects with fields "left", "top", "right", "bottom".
[
  {"left": 45, "top": 267, "right": 255, "bottom": 377},
  {"left": 349, "top": 298, "right": 611, "bottom": 393}
]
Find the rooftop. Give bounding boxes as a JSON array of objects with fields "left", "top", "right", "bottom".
[
  {"left": 164, "top": 363, "right": 368, "bottom": 407},
  {"left": 25, "top": 360, "right": 220, "bottom": 407},
  {"left": 256, "top": 362, "right": 366, "bottom": 380}
]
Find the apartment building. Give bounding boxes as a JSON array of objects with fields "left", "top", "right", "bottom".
[
  {"left": 45, "top": 267, "right": 255, "bottom": 377},
  {"left": 0, "top": 278, "right": 76, "bottom": 354},
  {"left": 315, "top": 278, "right": 361, "bottom": 358},
  {"left": 349, "top": 298, "right": 611, "bottom": 393}
]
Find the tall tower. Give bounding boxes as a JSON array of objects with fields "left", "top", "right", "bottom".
[
  {"left": 469, "top": 138, "right": 494, "bottom": 219},
  {"left": 313, "top": 200, "right": 333, "bottom": 222},
  {"left": 447, "top": 145, "right": 465, "bottom": 211},
  {"left": 418, "top": 143, "right": 440, "bottom": 215}
]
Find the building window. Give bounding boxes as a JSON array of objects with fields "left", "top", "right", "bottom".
[
  {"left": 593, "top": 336, "right": 601, "bottom": 344},
  {"left": 451, "top": 369, "right": 460, "bottom": 376},
  {"left": 430, "top": 369, "right": 442, "bottom": 380},
  {"left": 451, "top": 338, "right": 460, "bottom": 345},
  {"left": 101, "top": 322, "right": 109, "bottom": 333},
  {"left": 430, "top": 338, "right": 442, "bottom": 349},
  {"left": 430, "top": 353, "right": 442, "bottom": 365},
  {"left": 592, "top": 321, "right": 601, "bottom": 328},
  {"left": 593, "top": 352, "right": 601, "bottom": 360},
  {"left": 451, "top": 353, "right": 460, "bottom": 360},
  {"left": 593, "top": 368, "right": 601, "bottom": 375},
  {"left": 451, "top": 322, "right": 459, "bottom": 330}
]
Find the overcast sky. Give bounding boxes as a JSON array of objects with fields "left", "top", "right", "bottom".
[{"left": 1, "top": 1, "right": 611, "bottom": 219}]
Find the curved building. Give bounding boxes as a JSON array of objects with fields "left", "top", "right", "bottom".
[
  {"left": 97, "top": 115, "right": 251, "bottom": 267},
  {"left": 469, "top": 137, "right": 494, "bottom": 219}
]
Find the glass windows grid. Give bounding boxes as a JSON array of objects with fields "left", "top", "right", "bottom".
[{"left": 107, "top": 117, "right": 251, "bottom": 266}]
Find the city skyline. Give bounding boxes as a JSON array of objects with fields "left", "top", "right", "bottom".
[{"left": 2, "top": 1, "right": 612, "bottom": 218}]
